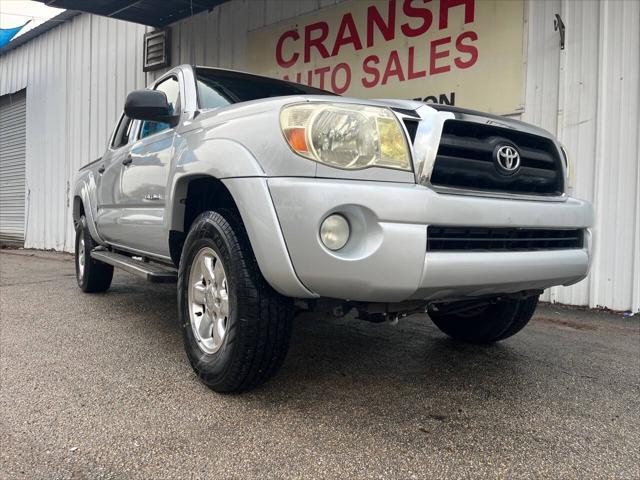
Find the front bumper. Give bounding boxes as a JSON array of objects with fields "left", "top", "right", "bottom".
[{"left": 267, "top": 178, "right": 593, "bottom": 302}]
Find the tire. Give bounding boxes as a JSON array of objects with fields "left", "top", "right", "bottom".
[
  {"left": 75, "top": 215, "right": 113, "bottom": 293},
  {"left": 429, "top": 295, "right": 539, "bottom": 344},
  {"left": 177, "top": 210, "right": 293, "bottom": 393}
]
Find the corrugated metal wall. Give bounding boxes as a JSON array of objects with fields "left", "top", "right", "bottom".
[
  {"left": 0, "top": 14, "right": 146, "bottom": 252},
  {"left": 0, "top": 0, "right": 637, "bottom": 311},
  {"left": 522, "top": 0, "right": 640, "bottom": 312}
]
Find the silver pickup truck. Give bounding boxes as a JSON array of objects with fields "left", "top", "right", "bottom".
[{"left": 73, "top": 65, "right": 593, "bottom": 392}]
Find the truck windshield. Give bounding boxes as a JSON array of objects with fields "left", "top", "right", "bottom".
[{"left": 195, "top": 68, "right": 335, "bottom": 109}]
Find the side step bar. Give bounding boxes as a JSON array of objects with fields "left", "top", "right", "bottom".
[{"left": 90, "top": 250, "right": 177, "bottom": 283}]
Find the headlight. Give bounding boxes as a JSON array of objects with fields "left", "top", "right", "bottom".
[{"left": 280, "top": 103, "right": 412, "bottom": 171}]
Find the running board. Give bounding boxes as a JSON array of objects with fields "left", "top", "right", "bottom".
[{"left": 90, "top": 250, "right": 177, "bottom": 283}]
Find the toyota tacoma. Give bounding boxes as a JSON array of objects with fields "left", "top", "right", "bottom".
[{"left": 73, "top": 65, "right": 593, "bottom": 392}]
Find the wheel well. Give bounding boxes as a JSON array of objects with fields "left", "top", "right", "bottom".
[
  {"left": 169, "top": 176, "right": 240, "bottom": 266},
  {"left": 73, "top": 196, "right": 85, "bottom": 227}
]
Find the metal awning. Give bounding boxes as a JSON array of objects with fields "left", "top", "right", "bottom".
[{"left": 35, "top": 1, "right": 229, "bottom": 28}]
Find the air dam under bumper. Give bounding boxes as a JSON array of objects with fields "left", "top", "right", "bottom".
[{"left": 267, "top": 178, "right": 593, "bottom": 303}]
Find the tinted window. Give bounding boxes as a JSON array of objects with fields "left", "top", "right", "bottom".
[
  {"left": 140, "top": 76, "right": 181, "bottom": 139},
  {"left": 111, "top": 114, "right": 133, "bottom": 148},
  {"left": 196, "top": 68, "right": 335, "bottom": 109}
]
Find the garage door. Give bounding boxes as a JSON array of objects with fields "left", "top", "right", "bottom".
[{"left": 0, "top": 89, "right": 26, "bottom": 246}]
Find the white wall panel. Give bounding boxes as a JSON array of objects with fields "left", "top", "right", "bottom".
[
  {"left": 0, "top": 0, "right": 637, "bottom": 311},
  {"left": 0, "top": 14, "right": 146, "bottom": 252},
  {"left": 524, "top": 0, "right": 639, "bottom": 312},
  {"left": 588, "top": 0, "right": 639, "bottom": 312}
]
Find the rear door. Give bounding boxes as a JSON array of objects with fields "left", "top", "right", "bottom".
[
  {"left": 117, "top": 75, "right": 182, "bottom": 256},
  {"left": 95, "top": 114, "right": 135, "bottom": 243}
]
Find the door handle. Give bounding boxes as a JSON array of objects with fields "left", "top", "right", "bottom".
[
  {"left": 122, "top": 155, "right": 133, "bottom": 166},
  {"left": 97, "top": 165, "right": 105, "bottom": 174}
]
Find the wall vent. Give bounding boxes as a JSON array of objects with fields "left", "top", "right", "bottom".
[{"left": 143, "top": 30, "right": 169, "bottom": 72}]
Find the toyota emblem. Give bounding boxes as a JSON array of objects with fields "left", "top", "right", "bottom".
[{"left": 494, "top": 144, "right": 521, "bottom": 175}]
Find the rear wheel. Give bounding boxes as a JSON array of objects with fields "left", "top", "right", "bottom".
[
  {"left": 75, "top": 215, "right": 113, "bottom": 293},
  {"left": 429, "top": 295, "right": 539, "bottom": 344},
  {"left": 177, "top": 210, "right": 293, "bottom": 393}
]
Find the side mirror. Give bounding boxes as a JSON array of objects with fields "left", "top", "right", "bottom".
[{"left": 124, "top": 90, "right": 179, "bottom": 126}]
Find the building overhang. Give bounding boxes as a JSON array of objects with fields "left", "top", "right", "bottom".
[
  {"left": 0, "top": 10, "right": 80, "bottom": 55},
  {"left": 34, "top": 0, "right": 230, "bottom": 28}
]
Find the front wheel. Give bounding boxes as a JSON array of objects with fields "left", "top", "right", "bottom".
[
  {"left": 429, "top": 295, "right": 539, "bottom": 344},
  {"left": 75, "top": 215, "right": 113, "bottom": 293},
  {"left": 177, "top": 210, "right": 293, "bottom": 393}
]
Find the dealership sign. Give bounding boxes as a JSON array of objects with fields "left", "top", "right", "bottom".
[{"left": 247, "top": 0, "right": 524, "bottom": 115}]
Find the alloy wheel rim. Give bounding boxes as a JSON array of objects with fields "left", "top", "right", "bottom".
[{"left": 188, "top": 247, "right": 230, "bottom": 355}]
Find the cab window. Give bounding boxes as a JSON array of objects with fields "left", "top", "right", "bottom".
[
  {"left": 111, "top": 114, "right": 133, "bottom": 149},
  {"left": 140, "top": 76, "right": 181, "bottom": 139}
]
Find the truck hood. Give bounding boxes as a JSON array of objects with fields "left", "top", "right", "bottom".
[
  {"left": 426, "top": 104, "right": 555, "bottom": 139},
  {"left": 371, "top": 100, "right": 556, "bottom": 140},
  {"left": 193, "top": 94, "right": 555, "bottom": 142}
]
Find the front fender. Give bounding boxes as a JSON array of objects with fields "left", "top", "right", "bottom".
[
  {"left": 167, "top": 136, "right": 265, "bottom": 233},
  {"left": 178, "top": 136, "right": 265, "bottom": 178},
  {"left": 166, "top": 136, "right": 315, "bottom": 298},
  {"left": 222, "top": 177, "right": 317, "bottom": 299}
]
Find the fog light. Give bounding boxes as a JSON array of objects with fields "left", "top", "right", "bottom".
[{"left": 320, "top": 214, "right": 350, "bottom": 251}]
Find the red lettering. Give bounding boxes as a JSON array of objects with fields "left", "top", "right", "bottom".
[
  {"left": 407, "top": 46, "right": 426, "bottom": 79},
  {"left": 454, "top": 30, "right": 478, "bottom": 68},
  {"left": 382, "top": 50, "right": 405, "bottom": 85},
  {"left": 331, "top": 63, "right": 351, "bottom": 94},
  {"left": 331, "top": 13, "right": 363, "bottom": 56},
  {"left": 362, "top": 55, "right": 381, "bottom": 88},
  {"left": 276, "top": 30, "right": 300, "bottom": 68},
  {"left": 439, "top": 0, "right": 475, "bottom": 29},
  {"left": 315, "top": 66, "right": 331, "bottom": 89},
  {"left": 304, "top": 22, "right": 330, "bottom": 63},
  {"left": 430, "top": 36, "right": 451, "bottom": 74},
  {"left": 401, "top": 0, "right": 433, "bottom": 37},
  {"left": 366, "top": 0, "right": 396, "bottom": 48}
]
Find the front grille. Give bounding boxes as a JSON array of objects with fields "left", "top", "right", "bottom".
[
  {"left": 430, "top": 120, "right": 564, "bottom": 196},
  {"left": 427, "top": 226, "right": 584, "bottom": 252}
]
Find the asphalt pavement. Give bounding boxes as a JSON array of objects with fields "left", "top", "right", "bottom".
[{"left": 1, "top": 249, "right": 638, "bottom": 479}]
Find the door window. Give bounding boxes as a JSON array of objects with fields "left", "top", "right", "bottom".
[{"left": 140, "top": 76, "right": 181, "bottom": 139}]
